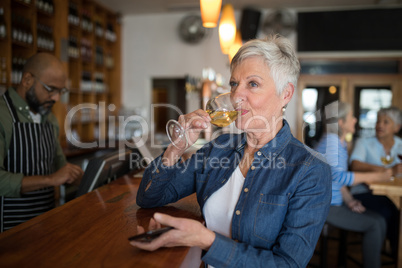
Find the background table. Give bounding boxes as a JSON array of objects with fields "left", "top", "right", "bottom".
[
  {"left": 0, "top": 173, "right": 202, "bottom": 267},
  {"left": 369, "top": 178, "right": 402, "bottom": 268}
]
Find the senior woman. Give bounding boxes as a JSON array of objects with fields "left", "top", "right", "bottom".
[
  {"left": 131, "top": 35, "right": 331, "bottom": 267},
  {"left": 315, "top": 102, "right": 393, "bottom": 268},
  {"left": 349, "top": 107, "right": 402, "bottom": 259}
]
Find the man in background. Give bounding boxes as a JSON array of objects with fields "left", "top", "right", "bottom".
[{"left": 0, "top": 53, "right": 83, "bottom": 232}]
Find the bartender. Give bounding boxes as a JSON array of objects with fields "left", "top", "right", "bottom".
[{"left": 0, "top": 53, "right": 83, "bottom": 232}]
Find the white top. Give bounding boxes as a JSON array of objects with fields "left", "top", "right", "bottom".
[
  {"left": 203, "top": 165, "right": 245, "bottom": 238},
  {"left": 29, "top": 111, "right": 41, "bottom": 124}
]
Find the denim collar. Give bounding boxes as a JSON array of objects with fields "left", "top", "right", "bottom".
[{"left": 235, "top": 120, "right": 292, "bottom": 161}]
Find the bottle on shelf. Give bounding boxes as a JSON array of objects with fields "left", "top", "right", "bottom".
[
  {"left": 11, "top": 56, "right": 26, "bottom": 85},
  {"left": 36, "top": 0, "right": 54, "bottom": 15},
  {"left": 94, "top": 16, "right": 103, "bottom": 38},
  {"left": 81, "top": 71, "right": 92, "bottom": 92},
  {"left": 81, "top": 9, "right": 93, "bottom": 33},
  {"left": 48, "top": 0, "right": 54, "bottom": 14},
  {"left": 105, "top": 22, "right": 116, "bottom": 42},
  {"left": 11, "top": 14, "right": 17, "bottom": 41},
  {"left": 68, "top": 2, "right": 80, "bottom": 27},
  {"left": 24, "top": 18, "right": 33, "bottom": 44},
  {"left": 11, "top": 15, "right": 32, "bottom": 45},
  {"left": 0, "top": 7, "right": 6, "bottom": 39},
  {"left": 68, "top": 36, "right": 79, "bottom": 59},
  {"left": 37, "top": 23, "right": 54, "bottom": 51},
  {"left": 12, "top": 15, "right": 21, "bottom": 42},
  {"left": 81, "top": 107, "right": 91, "bottom": 123},
  {"left": 105, "top": 50, "right": 114, "bottom": 69},
  {"left": 94, "top": 72, "right": 104, "bottom": 92},
  {"left": 0, "top": 57, "right": 7, "bottom": 84},
  {"left": 21, "top": 18, "right": 28, "bottom": 43},
  {"left": 95, "top": 46, "right": 103, "bottom": 66},
  {"left": 27, "top": 19, "right": 33, "bottom": 44},
  {"left": 81, "top": 37, "right": 92, "bottom": 63}
]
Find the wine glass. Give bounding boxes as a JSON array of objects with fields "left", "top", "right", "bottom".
[
  {"left": 381, "top": 154, "right": 395, "bottom": 181},
  {"left": 166, "top": 92, "right": 239, "bottom": 149},
  {"left": 380, "top": 154, "right": 394, "bottom": 166}
]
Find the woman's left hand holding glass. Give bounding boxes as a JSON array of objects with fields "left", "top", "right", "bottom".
[{"left": 130, "top": 212, "right": 215, "bottom": 251}]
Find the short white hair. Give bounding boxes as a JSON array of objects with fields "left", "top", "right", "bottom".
[
  {"left": 230, "top": 35, "right": 300, "bottom": 95},
  {"left": 378, "top": 107, "right": 402, "bottom": 126}
]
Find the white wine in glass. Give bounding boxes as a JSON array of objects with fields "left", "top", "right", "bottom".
[
  {"left": 206, "top": 110, "right": 239, "bottom": 127},
  {"left": 166, "top": 92, "right": 239, "bottom": 149},
  {"left": 381, "top": 155, "right": 394, "bottom": 166}
]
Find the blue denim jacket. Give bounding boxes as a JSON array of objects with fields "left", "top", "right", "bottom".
[{"left": 137, "top": 121, "right": 331, "bottom": 267}]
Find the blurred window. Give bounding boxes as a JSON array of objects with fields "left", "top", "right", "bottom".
[
  {"left": 302, "top": 86, "right": 339, "bottom": 147},
  {"left": 355, "top": 87, "right": 392, "bottom": 138}
]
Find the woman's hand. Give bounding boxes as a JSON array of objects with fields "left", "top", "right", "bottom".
[
  {"left": 162, "top": 110, "right": 210, "bottom": 166},
  {"left": 392, "top": 163, "right": 402, "bottom": 177},
  {"left": 341, "top": 186, "right": 365, "bottom": 213},
  {"left": 129, "top": 213, "right": 215, "bottom": 251},
  {"left": 377, "top": 168, "right": 394, "bottom": 182},
  {"left": 178, "top": 109, "right": 211, "bottom": 148},
  {"left": 347, "top": 199, "right": 366, "bottom": 214}
]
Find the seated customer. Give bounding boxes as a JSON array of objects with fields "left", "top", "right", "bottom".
[
  {"left": 315, "top": 102, "right": 393, "bottom": 268},
  {"left": 350, "top": 107, "right": 402, "bottom": 258},
  {"left": 130, "top": 36, "right": 332, "bottom": 267}
]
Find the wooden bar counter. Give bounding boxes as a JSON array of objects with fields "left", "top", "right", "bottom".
[
  {"left": 369, "top": 177, "right": 402, "bottom": 268},
  {"left": 0, "top": 174, "right": 202, "bottom": 267}
]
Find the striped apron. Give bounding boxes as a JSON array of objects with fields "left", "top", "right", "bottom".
[{"left": 0, "top": 91, "right": 56, "bottom": 232}]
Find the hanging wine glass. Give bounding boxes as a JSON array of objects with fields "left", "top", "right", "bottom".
[{"left": 166, "top": 92, "right": 239, "bottom": 149}]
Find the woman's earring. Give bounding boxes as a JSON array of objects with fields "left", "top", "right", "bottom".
[{"left": 282, "top": 106, "right": 286, "bottom": 113}]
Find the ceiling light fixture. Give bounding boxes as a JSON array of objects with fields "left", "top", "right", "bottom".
[
  {"left": 200, "top": 0, "right": 222, "bottom": 28},
  {"left": 219, "top": 4, "right": 236, "bottom": 54},
  {"left": 228, "top": 30, "right": 242, "bottom": 62}
]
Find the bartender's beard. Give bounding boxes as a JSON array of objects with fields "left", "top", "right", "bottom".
[{"left": 26, "top": 86, "right": 55, "bottom": 116}]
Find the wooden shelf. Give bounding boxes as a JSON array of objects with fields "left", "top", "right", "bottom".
[
  {"left": 68, "top": 56, "right": 80, "bottom": 61},
  {"left": 11, "top": 40, "right": 33, "bottom": 49},
  {"left": 1, "top": 0, "right": 121, "bottom": 149},
  {"left": 36, "top": 9, "right": 54, "bottom": 17},
  {"left": 11, "top": 0, "right": 33, "bottom": 9},
  {"left": 68, "top": 24, "right": 81, "bottom": 32},
  {"left": 37, "top": 47, "right": 55, "bottom": 53}
]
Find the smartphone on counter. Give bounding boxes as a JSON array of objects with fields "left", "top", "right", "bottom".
[{"left": 128, "top": 227, "right": 174, "bottom": 243}]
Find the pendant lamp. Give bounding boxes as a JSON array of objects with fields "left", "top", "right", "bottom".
[
  {"left": 200, "top": 0, "right": 222, "bottom": 28},
  {"left": 228, "top": 30, "right": 242, "bottom": 62},
  {"left": 219, "top": 4, "right": 236, "bottom": 54}
]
